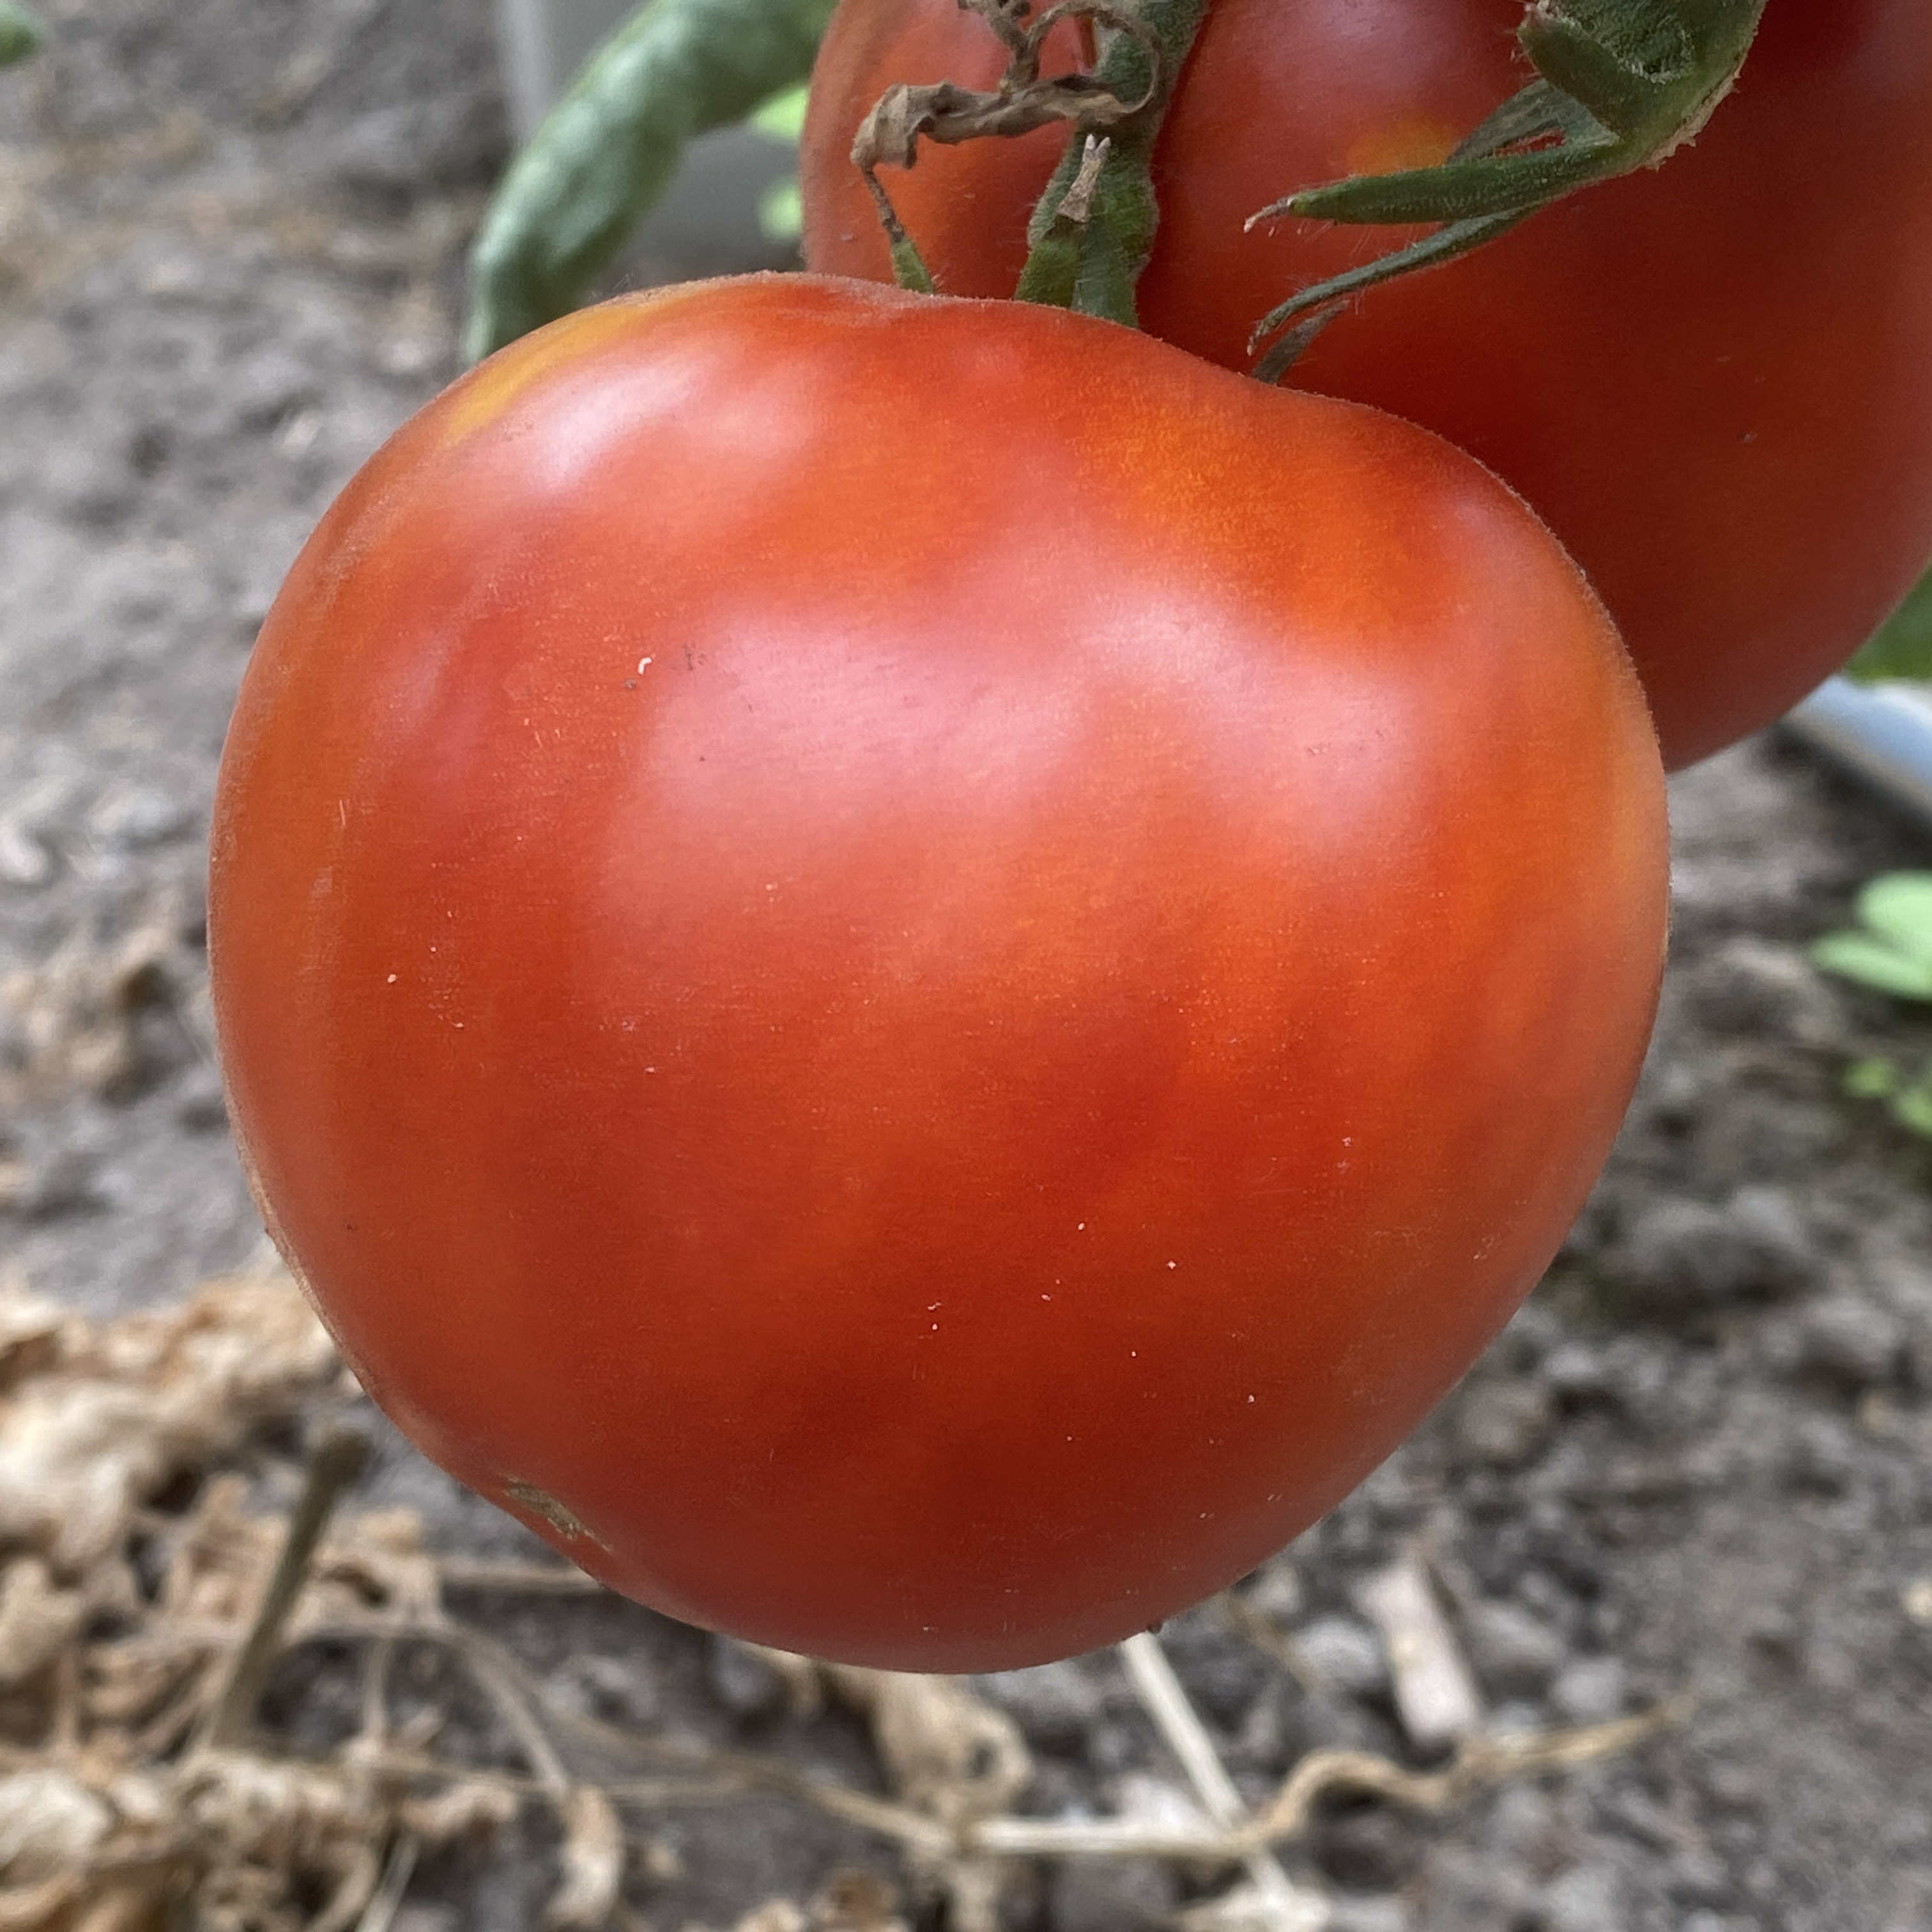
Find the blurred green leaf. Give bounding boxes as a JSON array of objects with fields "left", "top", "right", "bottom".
[
  {"left": 757, "top": 175, "right": 802, "bottom": 243},
  {"left": 749, "top": 79, "right": 809, "bottom": 142},
  {"left": 1811, "top": 931, "right": 1932, "bottom": 1002},
  {"left": 464, "top": 0, "right": 835, "bottom": 364},
  {"left": 1855, "top": 872, "right": 1932, "bottom": 963},
  {"left": 1844, "top": 1057, "right": 1901, "bottom": 1100},
  {"left": 1845, "top": 559, "right": 1932, "bottom": 682},
  {"left": 0, "top": 0, "right": 44, "bottom": 66},
  {"left": 1890, "top": 1078, "right": 1932, "bottom": 1138}
]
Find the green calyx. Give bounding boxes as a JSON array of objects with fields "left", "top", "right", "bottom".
[{"left": 1248, "top": 0, "right": 1768, "bottom": 380}]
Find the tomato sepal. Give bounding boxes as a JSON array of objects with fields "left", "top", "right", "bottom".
[{"left": 1246, "top": 0, "right": 1767, "bottom": 377}]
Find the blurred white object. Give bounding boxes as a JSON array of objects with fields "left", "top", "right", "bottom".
[
  {"left": 1354, "top": 1554, "right": 1483, "bottom": 1754},
  {"left": 494, "top": 0, "right": 636, "bottom": 142},
  {"left": 491, "top": 0, "right": 799, "bottom": 270},
  {"left": 1784, "top": 677, "right": 1932, "bottom": 831}
]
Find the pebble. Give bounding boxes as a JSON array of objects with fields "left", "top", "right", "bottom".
[
  {"left": 1549, "top": 1655, "right": 1627, "bottom": 1726},
  {"left": 1311, "top": 1802, "right": 1420, "bottom": 1890},
  {"left": 1325, "top": 1900, "right": 1410, "bottom": 1932},
  {"left": 1452, "top": 1379, "right": 1554, "bottom": 1468},
  {"left": 1540, "top": 1862, "right": 1625, "bottom": 1932},
  {"left": 0, "top": 818, "right": 54, "bottom": 887},
  {"left": 1689, "top": 1091, "right": 1846, "bottom": 1188},
  {"left": 705, "top": 1635, "right": 790, "bottom": 1722},
  {"left": 85, "top": 785, "right": 193, "bottom": 852},
  {"left": 1667, "top": 1848, "right": 1734, "bottom": 1908},
  {"left": 1155, "top": 1618, "right": 1274, "bottom": 1726},
  {"left": 229, "top": 345, "right": 319, "bottom": 432},
  {"left": 43, "top": 445, "right": 137, "bottom": 528},
  {"left": 1461, "top": 1599, "right": 1566, "bottom": 1697},
  {"left": 1613, "top": 1186, "right": 1816, "bottom": 1317},
  {"left": 977, "top": 1660, "right": 1103, "bottom": 1752},
  {"left": 1083, "top": 1719, "right": 1142, "bottom": 1776},
  {"left": 1046, "top": 1855, "right": 1176, "bottom": 1932},
  {"left": 172, "top": 1064, "right": 229, "bottom": 1133},
  {"left": 1782, "top": 1413, "right": 1857, "bottom": 1495},
  {"left": 1687, "top": 935, "right": 1848, "bottom": 1048},
  {"left": 1422, "top": 1848, "right": 1538, "bottom": 1924},
  {"left": 1795, "top": 1294, "right": 1905, "bottom": 1389},
  {"left": 546, "top": 1652, "right": 657, "bottom": 1728},
  {"left": 0, "top": 1147, "right": 105, "bottom": 1221},
  {"left": 1541, "top": 1342, "right": 1611, "bottom": 1400},
  {"left": 1240, "top": 1558, "right": 1304, "bottom": 1625},
  {"left": 1290, "top": 1614, "right": 1390, "bottom": 1700},
  {"left": 1483, "top": 1781, "right": 1557, "bottom": 1860}
]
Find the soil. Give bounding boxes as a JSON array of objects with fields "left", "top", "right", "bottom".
[{"left": 3, "top": 5, "right": 1931, "bottom": 1929}]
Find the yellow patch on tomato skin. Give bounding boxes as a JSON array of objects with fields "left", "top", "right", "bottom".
[
  {"left": 1344, "top": 118, "right": 1463, "bottom": 180},
  {"left": 435, "top": 288, "right": 700, "bottom": 448}
]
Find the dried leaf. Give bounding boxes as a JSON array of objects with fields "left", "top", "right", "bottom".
[
  {"left": 826, "top": 1670, "right": 1030, "bottom": 1826},
  {"left": 0, "top": 1561, "right": 87, "bottom": 1690},
  {"left": 0, "top": 1276, "right": 335, "bottom": 1573},
  {"left": 0, "top": 1770, "right": 113, "bottom": 1883},
  {"left": 732, "top": 1904, "right": 806, "bottom": 1932},
  {"left": 397, "top": 1781, "right": 520, "bottom": 1845},
  {"left": 809, "top": 1870, "right": 905, "bottom": 1932},
  {"left": 543, "top": 1784, "right": 624, "bottom": 1929}
]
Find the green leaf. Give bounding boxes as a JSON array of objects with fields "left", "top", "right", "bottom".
[
  {"left": 1855, "top": 873, "right": 1932, "bottom": 964},
  {"left": 1844, "top": 559, "right": 1932, "bottom": 682},
  {"left": 1519, "top": 8, "right": 1683, "bottom": 134},
  {"left": 1811, "top": 931, "right": 1932, "bottom": 1003},
  {"left": 0, "top": 0, "right": 43, "bottom": 66},
  {"left": 1890, "top": 1078, "right": 1932, "bottom": 1139},
  {"left": 1844, "top": 1057, "right": 1901, "bottom": 1100},
  {"left": 1251, "top": 210, "right": 1531, "bottom": 379},
  {"left": 464, "top": 0, "right": 836, "bottom": 364},
  {"left": 1286, "top": 142, "right": 1611, "bottom": 227},
  {"left": 748, "top": 80, "right": 809, "bottom": 143},
  {"left": 756, "top": 175, "right": 802, "bottom": 243}
]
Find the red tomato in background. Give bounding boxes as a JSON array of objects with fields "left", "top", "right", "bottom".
[
  {"left": 210, "top": 276, "right": 1666, "bottom": 1670},
  {"left": 801, "top": 0, "right": 1932, "bottom": 772}
]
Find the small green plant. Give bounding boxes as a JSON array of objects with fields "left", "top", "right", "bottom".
[
  {"left": 0, "top": 0, "right": 45, "bottom": 67},
  {"left": 1813, "top": 872, "right": 1932, "bottom": 1135}
]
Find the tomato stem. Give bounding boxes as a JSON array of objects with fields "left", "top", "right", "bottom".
[
  {"left": 1013, "top": 0, "right": 1207, "bottom": 324},
  {"left": 1013, "top": 134, "right": 1111, "bottom": 308},
  {"left": 848, "top": 0, "right": 1205, "bottom": 323}
]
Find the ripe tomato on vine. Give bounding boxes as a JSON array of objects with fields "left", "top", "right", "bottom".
[
  {"left": 210, "top": 277, "right": 1667, "bottom": 1668},
  {"left": 801, "top": 0, "right": 1932, "bottom": 770}
]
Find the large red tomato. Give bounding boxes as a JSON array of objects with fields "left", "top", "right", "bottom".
[
  {"left": 210, "top": 276, "right": 1666, "bottom": 1670},
  {"left": 801, "top": 0, "right": 1932, "bottom": 771}
]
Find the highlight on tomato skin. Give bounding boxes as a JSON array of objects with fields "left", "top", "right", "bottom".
[
  {"left": 801, "top": 0, "right": 1932, "bottom": 773},
  {"left": 208, "top": 275, "right": 1668, "bottom": 1671}
]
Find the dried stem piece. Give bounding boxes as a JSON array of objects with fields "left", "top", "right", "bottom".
[
  {"left": 195, "top": 1423, "right": 371, "bottom": 1751},
  {"left": 1117, "top": 1632, "right": 1326, "bottom": 1930},
  {"left": 848, "top": 0, "right": 1164, "bottom": 304}
]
